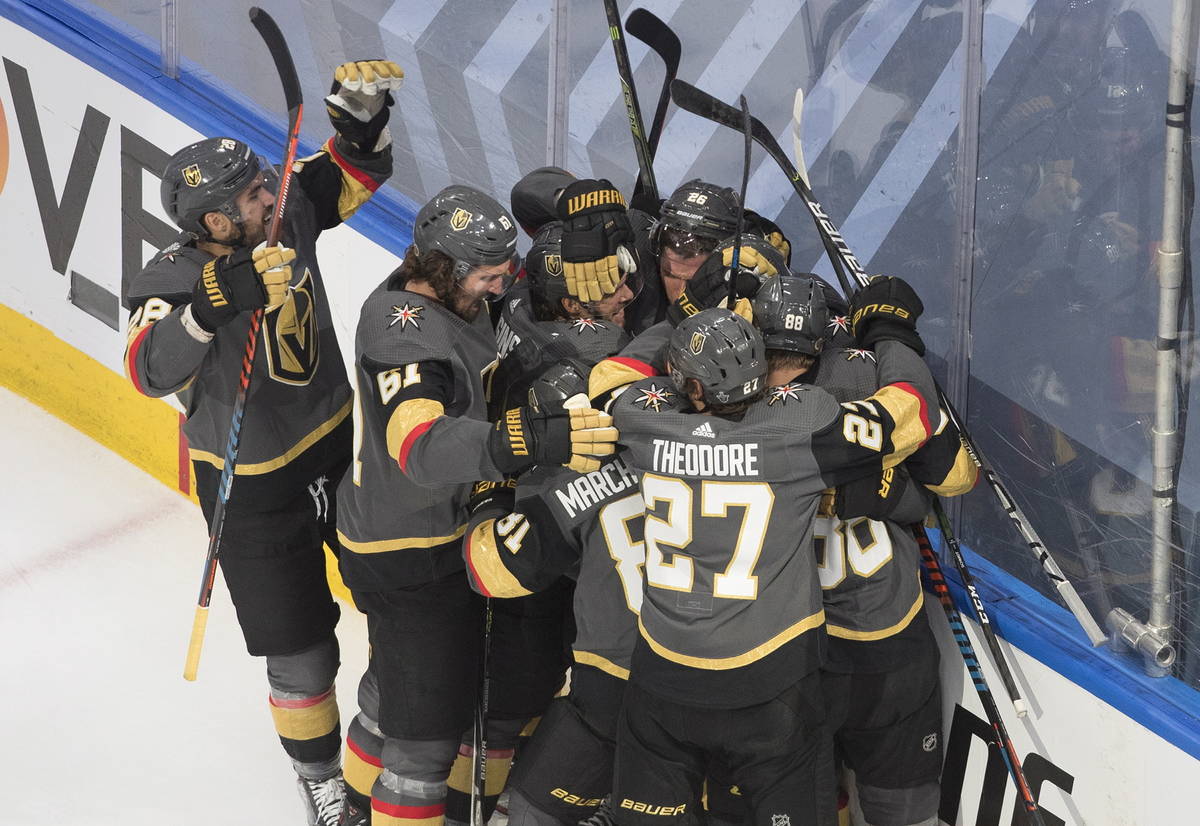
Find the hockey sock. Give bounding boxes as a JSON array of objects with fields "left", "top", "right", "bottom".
[
  {"left": 269, "top": 687, "right": 342, "bottom": 776},
  {"left": 445, "top": 717, "right": 525, "bottom": 826},
  {"left": 372, "top": 737, "right": 460, "bottom": 826},
  {"left": 346, "top": 712, "right": 385, "bottom": 811}
]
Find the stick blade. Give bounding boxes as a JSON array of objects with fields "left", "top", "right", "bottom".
[
  {"left": 669, "top": 79, "right": 740, "bottom": 128},
  {"left": 626, "top": 8, "right": 681, "bottom": 69},
  {"left": 792, "top": 88, "right": 811, "bottom": 187},
  {"left": 248, "top": 7, "right": 302, "bottom": 113}
]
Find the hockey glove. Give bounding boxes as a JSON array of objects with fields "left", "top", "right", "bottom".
[
  {"left": 557, "top": 179, "right": 636, "bottom": 304},
  {"left": 745, "top": 209, "right": 792, "bottom": 265},
  {"left": 666, "top": 245, "right": 771, "bottom": 327},
  {"left": 488, "top": 406, "right": 619, "bottom": 475},
  {"left": 467, "top": 478, "right": 518, "bottom": 518},
  {"left": 848, "top": 275, "right": 925, "bottom": 356},
  {"left": 834, "top": 465, "right": 924, "bottom": 523},
  {"left": 190, "top": 245, "right": 294, "bottom": 333},
  {"left": 326, "top": 59, "right": 404, "bottom": 153}
]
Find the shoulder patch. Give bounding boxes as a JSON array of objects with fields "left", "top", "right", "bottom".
[
  {"left": 633, "top": 382, "right": 675, "bottom": 412},
  {"left": 827, "top": 315, "right": 851, "bottom": 336},
  {"left": 768, "top": 382, "right": 805, "bottom": 406},
  {"left": 844, "top": 348, "right": 877, "bottom": 362},
  {"left": 570, "top": 318, "right": 607, "bottom": 334},
  {"left": 388, "top": 302, "right": 424, "bottom": 331}
]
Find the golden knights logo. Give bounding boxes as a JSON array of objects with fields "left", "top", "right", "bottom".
[
  {"left": 689, "top": 331, "right": 706, "bottom": 355},
  {"left": 545, "top": 253, "right": 563, "bottom": 276},
  {"left": 182, "top": 164, "right": 202, "bottom": 187},
  {"left": 451, "top": 208, "right": 473, "bottom": 231},
  {"left": 263, "top": 266, "right": 320, "bottom": 386}
]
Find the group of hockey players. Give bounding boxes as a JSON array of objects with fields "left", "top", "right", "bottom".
[{"left": 123, "top": 55, "right": 976, "bottom": 826}]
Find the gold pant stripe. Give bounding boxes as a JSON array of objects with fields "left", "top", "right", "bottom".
[
  {"left": 268, "top": 693, "right": 339, "bottom": 742},
  {"left": 190, "top": 398, "right": 351, "bottom": 475}
]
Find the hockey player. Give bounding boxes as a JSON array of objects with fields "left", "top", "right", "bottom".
[
  {"left": 608, "top": 277, "right": 937, "bottom": 826},
  {"left": 462, "top": 356, "right": 641, "bottom": 826},
  {"left": 334, "top": 185, "right": 618, "bottom": 826},
  {"left": 750, "top": 274, "right": 977, "bottom": 826},
  {"left": 491, "top": 220, "right": 636, "bottom": 414},
  {"left": 122, "top": 59, "right": 401, "bottom": 825}
]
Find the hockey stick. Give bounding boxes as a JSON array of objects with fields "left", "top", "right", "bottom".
[
  {"left": 668, "top": 78, "right": 1107, "bottom": 648},
  {"left": 602, "top": 0, "right": 659, "bottom": 202},
  {"left": 624, "top": 8, "right": 681, "bottom": 163},
  {"left": 788, "top": 87, "right": 1028, "bottom": 717},
  {"left": 471, "top": 600, "right": 494, "bottom": 826},
  {"left": 184, "top": 6, "right": 304, "bottom": 681},
  {"left": 728, "top": 95, "right": 752, "bottom": 307},
  {"left": 916, "top": 530, "right": 1045, "bottom": 825}
]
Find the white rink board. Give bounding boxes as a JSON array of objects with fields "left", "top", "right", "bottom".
[{"left": 0, "top": 17, "right": 400, "bottom": 380}]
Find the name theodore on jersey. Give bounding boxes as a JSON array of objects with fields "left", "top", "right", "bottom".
[
  {"left": 651, "top": 439, "right": 760, "bottom": 478},
  {"left": 555, "top": 457, "right": 640, "bottom": 519}
]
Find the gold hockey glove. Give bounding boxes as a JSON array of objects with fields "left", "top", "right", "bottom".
[
  {"left": 565, "top": 408, "right": 618, "bottom": 474},
  {"left": 326, "top": 59, "right": 404, "bottom": 152}
]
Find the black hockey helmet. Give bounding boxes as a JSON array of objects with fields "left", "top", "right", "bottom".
[
  {"left": 510, "top": 166, "right": 575, "bottom": 237},
  {"left": 752, "top": 273, "right": 830, "bottom": 356},
  {"left": 160, "top": 137, "right": 272, "bottom": 238},
  {"left": 412, "top": 185, "right": 520, "bottom": 282},
  {"left": 667, "top": 309, "right": 766, "bottom": 406},
  {"left": 652, "top": 179, "right": 741, "bottom": 257},
  {"left": 528, "top": 358, "right": 592, "bottom": 415}
]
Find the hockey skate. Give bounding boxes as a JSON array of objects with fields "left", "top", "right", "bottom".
[{"left": 296, "top": 773, "right": 348, "bottom": 826}]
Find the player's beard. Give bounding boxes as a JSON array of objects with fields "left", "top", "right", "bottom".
[{"left": 449, "top": 284, "right": 486, "bottom": 322}]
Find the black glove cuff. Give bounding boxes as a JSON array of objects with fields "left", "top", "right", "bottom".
[
  {"left": 857, "top": 321, "right": 925, "bottom": 356},
  {"left": 557, "top": 180, "right": 627, "bottom": 221},
  {"left": 329, "top": 101, "right": 391, "bottom": 152}
]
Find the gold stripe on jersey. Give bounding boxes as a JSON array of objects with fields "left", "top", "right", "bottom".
[
  {"left": 827, "top": 585, "right": 924, "bottom": 641},
  {"left": 189, "top": 398, "right": 352, "bottom": 474},
  {"left": 589, "top": 358, "right": 655, "bottom": 404},
  {"left": 869, "top": 384, "right": 929, "bottom": 466},
  {"left": 573, "top": 650, "right": 630, "bottom": 681},
  {"left": 637, "top": 608, "right": 825, "bottom": 670},
  {"left": 268, "top": 692, "right": 339, "bottom": 741},
  {"left": 385, "top": 398, "right": 446, "bottom": 461},
  {"left": 924, "top": 436, "right": 979, "bottom": 496},
  {"left": 337, "top": 524, "right": 467, "bottom": 555},
  {"left": 466, "top": 521, "right": 533, "bottom": 598}
]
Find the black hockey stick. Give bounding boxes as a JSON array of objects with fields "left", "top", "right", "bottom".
[
  {"left": 185, "top": 6, "right": 304, "bottom": 681},
  {"left": 668, "top": 78, "right": 1107, "bottom": 647},
  {"left": 470, "top": 600, "right": 494, "bottom": 826},
  {"left": 916, "top": 530, "right": 1045, "bottom": 825},
  {"left": 602, "top": 0, "right": 659, "bottom": 201},
  {"left": 624, "top": 8, "right": 681, "bottom": 162},
  {"left": 728, "top": 95, "right": 751, "bottom": 307}
]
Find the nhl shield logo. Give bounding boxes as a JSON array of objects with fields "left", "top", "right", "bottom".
[
  {"left": 689, "top": 331, "right": 707, "bottom": 355},
  {"left": 922, "top": 733, "right": 938, "bottom": 752},
  {"left": 182, "top": 164, "right": 203, "bottom": 187},
  {"left": 545, "top": 253, "right": 563, "bottom": 276},
  {"left": 450, "top": 208, "right": 473, "bottom": 231}
]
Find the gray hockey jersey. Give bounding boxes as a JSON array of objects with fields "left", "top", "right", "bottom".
[
  {"left": 464, "top": 455, "right": 643, "bottom": 679},
  {"left": 612, "top": 340, "right": 937, "bottom": 707},
  {"left": 123, "top": 137, "right": 391, "bottom": 506},
  {"left": 337, "top": 279, "right": 504, "bottom": 591}
]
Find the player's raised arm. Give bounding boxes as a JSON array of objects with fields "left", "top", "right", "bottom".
[{"left": 292, "top": 59, "right": 401, "bottom": 230}]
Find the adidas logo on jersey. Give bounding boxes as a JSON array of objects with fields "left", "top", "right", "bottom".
[{"left": 691, "top": 421, "right": 716, "bottom": 439}]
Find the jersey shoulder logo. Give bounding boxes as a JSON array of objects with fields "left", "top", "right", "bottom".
[
  {"left": 571, "top": 318, "right": 605, "bottom": 334},
  {"left": 827, "top": 315, "right": 851, "bottom": 335},
  {"left": 263, "top": 266, "right": 320, "bottom": 386},
  {"left": 388, "top": 302, "right": 424, "bottom": 331},
  {"left": 634, "top": 383, "right": 675, "bottom": 412},
  {"left": 691, "top": 421, "right": 716, "bottom": 438},
  {"left": 768, "top": 382, "right": 804, "bottom": 406},
  {"left": 844, "top": 348, "right": 877, "bottom": 362}
]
